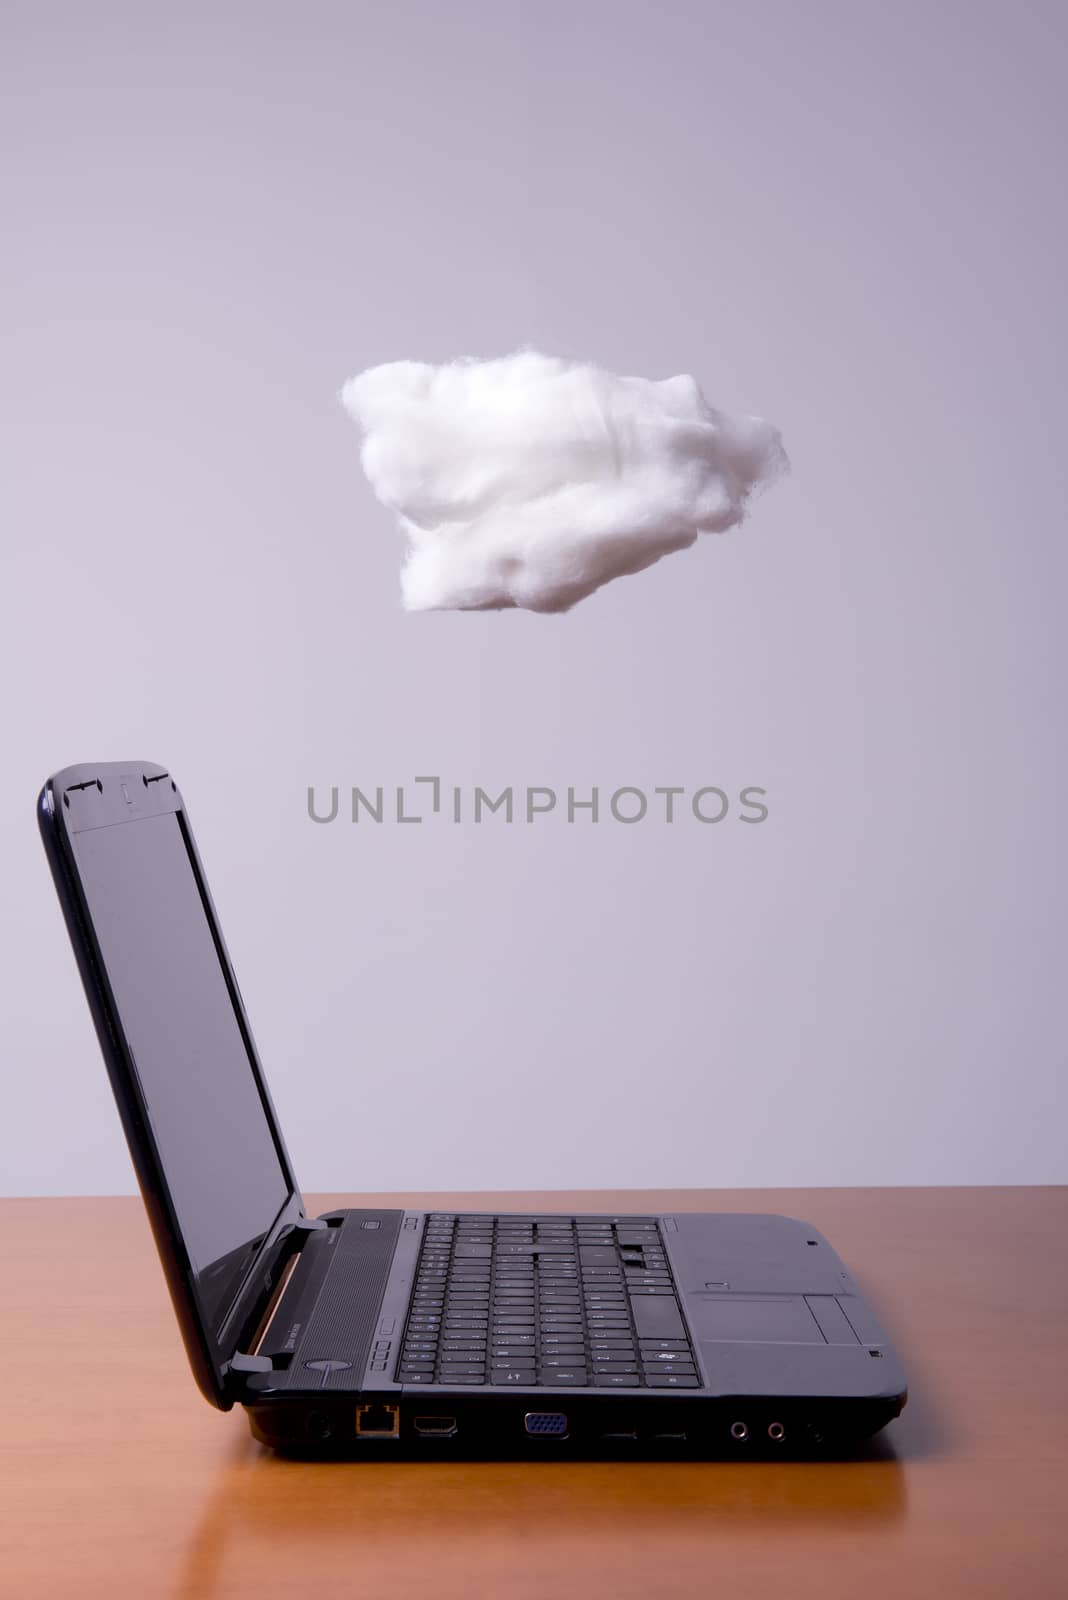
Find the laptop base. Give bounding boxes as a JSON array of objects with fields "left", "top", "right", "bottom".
[{"left": 245, "top": 1390, "right": 903, "bottom": 1458}]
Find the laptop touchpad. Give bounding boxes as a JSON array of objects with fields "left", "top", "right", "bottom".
[{"left": 688, "top": 1294, "right": 825, "bottom": 1343}]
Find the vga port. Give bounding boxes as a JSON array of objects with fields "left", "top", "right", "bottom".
[{"left": 525, "top": 1411, "right": 568, "bottom": 1437}]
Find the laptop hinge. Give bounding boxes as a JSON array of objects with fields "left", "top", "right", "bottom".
[
  {"left": 223, "top": 1215, "right": 332, "bottom": 1394},
  {"left": 290, "top": 1217, "right": 329, "bottom": 1240},
  {"left": 229, "top": 1352, "right": 273, "bottom": 1376}
]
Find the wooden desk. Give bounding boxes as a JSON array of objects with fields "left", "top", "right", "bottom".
[{"left": 1, "top": 1187, "right": 1064, "bottom": 1598}]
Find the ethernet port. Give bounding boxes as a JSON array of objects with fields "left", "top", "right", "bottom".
[{"left": 355, "top": 1403, "right": 400, "bottom": 1438}]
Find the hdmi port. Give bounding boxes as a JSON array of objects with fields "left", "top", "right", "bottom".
[{"left": 414, "top": 1415, "right": 458, "bottom": 1436}]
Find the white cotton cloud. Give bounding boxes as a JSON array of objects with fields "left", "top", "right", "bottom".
[{"left": 339, "top": 351, "right": 788, "bottom": 613}]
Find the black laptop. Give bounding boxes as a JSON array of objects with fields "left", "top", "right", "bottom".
[{"left": 38, "top": 760, "right": 906, "bottom": 1457}]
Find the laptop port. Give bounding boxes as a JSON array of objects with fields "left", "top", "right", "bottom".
[
  {"left": 602, "top": 1430, "right": 638, "bottom": 1441},
  {"left": 730, "top": 1420, "right": 749, "bottom": 1441},
  {"left": 305, "top": 1411, "right": 333, "bottom": 1442},
  {"left": 768, "top": 1421, "right": 786, "bottom": 1442},
  {"left": 525, "top": 1412, "right": 568, "bottom": 1437},
  {"left": 355, "top": 1403, "right": 400, "bottom": 1438},
  {"left": 413, "top": 1415, "right": 458, "bottom": 1436}
]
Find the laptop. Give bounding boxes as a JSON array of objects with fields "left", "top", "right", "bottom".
[{"left": 38, "top": 760, "right": 907, "bottom": 1457}]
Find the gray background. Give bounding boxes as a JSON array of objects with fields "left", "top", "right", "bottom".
[{"left": 2, "top": 1, "right": 1065, "bottom": 1195}]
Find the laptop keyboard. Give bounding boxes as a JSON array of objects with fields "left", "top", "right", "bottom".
[{"left": 397, "top": 1214, "right": 699, "bottom": 1388}]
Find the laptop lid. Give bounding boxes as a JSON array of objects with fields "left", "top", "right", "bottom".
[{"left": 38, "top": 761, "right": 307, "bottom": 1408}]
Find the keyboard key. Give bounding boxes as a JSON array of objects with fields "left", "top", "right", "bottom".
[
  {"left": 491, "top": 1368, "right": 536, "bottom": 1384},
  {"left": 579, "top": 1247, "right": 616, "bottom": 1266},
  {"left": 438, "top": 1362, "right": 485, "bottom": 1375},
  {"left": 642, "top": 1351, "right": 696, "bottom": 1364},
  {"left": 592, "top": 1362, "right": 640, "bottom": 1374},
  {"left": 646, "top": 1373, "right": 699, "bottom": 1387},
  {"left": 539, "top": 1369, "right": 587, "bottom": 1385},
  {"left": 630, "top": 1296, "right": 686, "bottom": 1339},
  {"left": 402, "top": 1371, "right": 435, "bottom": 1383},
  {"left": 638, "top": 1338, "right": 690, "bottom": 1351},
  {"left": 439, "top": 1373, "right": 485, "bottom": 1384},
  {"left": 540, "top": 1355, "right": 588, "bottom": 1367},
  {"left": 401, "top": 1361, "right": 435, "bottom": 1372},
  {"left": 594, "top": 1374, "right": 642, "bottom": 1387}
]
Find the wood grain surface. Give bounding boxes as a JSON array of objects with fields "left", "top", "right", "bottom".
[{"left": 1, "top": 1187, "right": 1064, "bottom": 1599}]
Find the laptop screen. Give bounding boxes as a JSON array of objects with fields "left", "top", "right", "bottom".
[{"left": 71, "top": 808, "right": 290, "bottom": 1332}]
